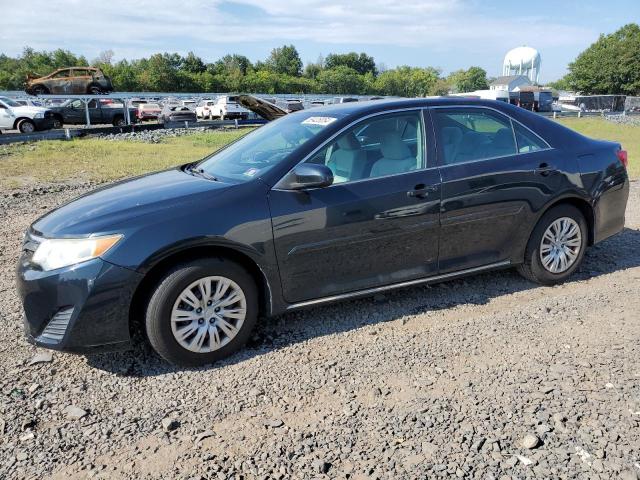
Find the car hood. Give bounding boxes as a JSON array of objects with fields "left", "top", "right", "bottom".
[
  {"left": 11, "top": 106, "right": 49, "bottom": 116},
  {"left": 236, "top": 95, "right": 288, "bottom": 121},
  {"left": 32, "top": 168, "right": 233, "bottom": 237}
]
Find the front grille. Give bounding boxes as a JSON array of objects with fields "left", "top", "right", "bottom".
[{"left": 38, "top": 307, "right": 74, "bottom": 343}]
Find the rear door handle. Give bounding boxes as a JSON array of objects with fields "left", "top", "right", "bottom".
[
  {"left": 534, "top": 163, "right": 557, "bottom": 176},
  {"left": 407, "top": 184, "right": 438, "bottom": 199}
]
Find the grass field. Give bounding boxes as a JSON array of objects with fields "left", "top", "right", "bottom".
[
  {"left": 557, "top": 118, "right": 639, "bottom": 178},
  {"left": 0, "top": 118, "right": 637, "bottom": 190},
  {"left": 0, "top": 129, "right": 251, "bottom": 189}
]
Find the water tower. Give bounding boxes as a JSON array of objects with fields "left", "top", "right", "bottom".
[{"left": 503, "top": 46, "right": 541, "bottom": 84}]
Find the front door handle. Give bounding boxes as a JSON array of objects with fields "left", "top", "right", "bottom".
[
  {"left": 534, "top": 163, "right": 557, "bottom": 176},
  {"left": 407, "top": 184, "right": 438, "bottom": 199}
]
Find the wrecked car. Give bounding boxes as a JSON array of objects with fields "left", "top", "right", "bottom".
[{"left": 25, "top": 67, "right": 114, "bottom": 95}]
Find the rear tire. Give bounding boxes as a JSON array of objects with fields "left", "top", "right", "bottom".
[
  {"left": 112, "top": 116, "right": 126, "bottom": 127},
  {"left": 518, "top": 204, "right": 587, "bottom": 285},
  {"left": 145, "top": 258, "right": 258, "bottom": 366}
]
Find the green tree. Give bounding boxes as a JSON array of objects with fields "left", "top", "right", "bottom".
[
  {"left": 182, "top": 51, "right": 206, "bottom": 74},
  {"left": 136, "top": 53, "right": 180, "bottom": 91},
  {"left": 304, "top": 55, "right": 324, "bottom": 80},
  {"left": 317, "top": 66, "right": 366, "bottom": 94},
  {"left": 563, "top": 23, "right": 640, "bottom": 94},
  {"left": 265, "top": 45, "right": 303, "bottom": 76},
  {"left": 210, "top": 54, "right": 252, "bottom": 76},
  {"left": 374, "top": 66, "right": 440, "bottom": 97},
  {"left": 325, "top": 52, "right": 377, "bottom": 76},
  {"left": 429, "top": 78, "right": 452, "bottom": 96},
  {"left": 448, "top": 66, "right": 488, "bottom": 93}
]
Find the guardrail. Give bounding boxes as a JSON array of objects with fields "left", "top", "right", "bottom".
[{"left": 0, "top": 119, "right": 266, "bottom": 145}]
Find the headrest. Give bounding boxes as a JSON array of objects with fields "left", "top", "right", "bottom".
[
  {"left": 336, "top": 132, "right": 360, "bottom": 150},
  {"left": 458, "top": 131, "right": 484, "bottom": 153},
  {"left": 493, "top": 128, "right": 514, "bottom": 148},
  {"left": 442, "top": 127, "right": 462, "bottom": 145},
  {"left": 380, "top": 131, "right": 411, "bottom": 160}
]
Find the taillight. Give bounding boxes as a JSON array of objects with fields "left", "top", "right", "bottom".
[{"left": 616, "top": 149, "right": 628, "bottom": 169}]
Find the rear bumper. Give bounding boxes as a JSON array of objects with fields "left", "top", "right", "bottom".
[
  {"left": 16, "top": 257, "right": 143, "bottom": 353},
  {"left": 593, "top": 176, "right": 630, "bottom": 244}
]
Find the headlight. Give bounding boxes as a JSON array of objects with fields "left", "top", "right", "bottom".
[
  {"left": 32, "top": 234, "right": 123, "bottom": 271},
  {"left": 34, "top": 112, "right": 44, "bottom": 119}
]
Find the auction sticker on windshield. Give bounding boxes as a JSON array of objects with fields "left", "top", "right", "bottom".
[{"left": 301, "top": 116, "right": 337, "bottom": 127}]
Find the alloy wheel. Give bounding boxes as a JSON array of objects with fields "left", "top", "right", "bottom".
[
  {"left": 539, "top": 217, "right": 582, "bottom": 274},
  {"left": 20, "top": 121, "right": 35, "bottom": 133},
  {"left": 170, "top": 276, "right": 247, "bottom": 353}
]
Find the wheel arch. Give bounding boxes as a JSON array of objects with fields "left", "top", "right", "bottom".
[
  {"left": 86, "top": 83, "right": 102, "bottom": 94},
  {"left": 13, "top": 117, "right": 35, "bottom": 130},
  {"left": 535, "top": 196, "right": 595, "bottom": 246},
  {"left": 29, "top": 83, "right": 50, "bottom": 94},
  {"left": 128, "top": 244, "right": 273, "bottom": 338}
]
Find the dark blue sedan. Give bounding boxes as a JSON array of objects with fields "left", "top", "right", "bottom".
[{"left": 17, "top": 98, "right": 630, "bottom": 366}]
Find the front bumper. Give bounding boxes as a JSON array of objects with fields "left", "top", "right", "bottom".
[
  {"left": 16, "top": 255, "right": 143, "bottom": 353},
  {"left": 222, "top": 112, "right": 248, "bottom": 119},
  {"left": 33, "top": 116, "right": 55, "bottom": 131}
]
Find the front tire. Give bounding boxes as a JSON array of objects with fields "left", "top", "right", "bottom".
[
  {"left": 31, "top": 85, "right": 49, "bottom": 95},
  {"left": 18, "top": 119, "right": 36, "bottom": 133},
  {"left": 145, "top": 258, "right": 258, "bottom": 366},
  {"left": 518, "top": 204, "right": 587, "bottom": 285}
]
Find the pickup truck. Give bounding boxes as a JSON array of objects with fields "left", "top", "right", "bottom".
[
  {"left": 0, "top": 96, "right": 55, "bottom": 133},
  {"left": 48, "top": 99, "right": 138, "bottom": 127},
  {"left": 199, "top": 96, "right": 249, "bottom": 120}
]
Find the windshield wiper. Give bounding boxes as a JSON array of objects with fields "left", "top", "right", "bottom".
[{"left": 188, "top": 165, "right": 219, "bottom": 182}]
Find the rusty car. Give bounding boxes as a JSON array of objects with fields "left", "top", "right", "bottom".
[{"left": 25, "top": 67, "right": 114, "bottom": 95}]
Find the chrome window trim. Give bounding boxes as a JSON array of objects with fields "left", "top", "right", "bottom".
[{"left": 273, "top": 107, "right": 431, "bottom": 191}]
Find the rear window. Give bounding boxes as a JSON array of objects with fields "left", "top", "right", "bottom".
[{"left": 433, "top": 108, "right": 518, "bottom": 165}]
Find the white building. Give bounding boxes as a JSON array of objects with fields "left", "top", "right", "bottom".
[
  {"left": 502, "top": 46, "right": 541, "bottom": 84},
  {"left": 490, "top": 75, "right": 532, "bottom": 93}
]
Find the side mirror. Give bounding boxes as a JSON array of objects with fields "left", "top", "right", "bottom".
[{"left": 276, "top": 163, "right": 334, "bottom": 190}]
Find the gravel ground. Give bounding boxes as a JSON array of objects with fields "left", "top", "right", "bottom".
[
  {"left": 1, "top": 181, "right": 639, "bottom": 480},
  {"left": 605, "top": 114, "right": 640, "bottom": 126},
  {"left": 98, "top": 127, "right": 233, "bottom": 143}
]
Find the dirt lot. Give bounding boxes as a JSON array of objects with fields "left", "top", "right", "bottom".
[{"left": 0, "top": 180, "right": 639, "bottom": 480}]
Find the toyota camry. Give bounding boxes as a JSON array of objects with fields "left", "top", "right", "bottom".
[{"left": 17, "top": 98, "right": 630, "bottom": 366}]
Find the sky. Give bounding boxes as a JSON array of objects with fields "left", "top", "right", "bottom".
[{"left": 1, "top": 0, "right": 638, "bottom": 82}]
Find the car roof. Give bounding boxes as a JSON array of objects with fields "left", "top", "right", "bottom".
[{"left": 306, "top": 97, "right": 522, "bottom": 117}]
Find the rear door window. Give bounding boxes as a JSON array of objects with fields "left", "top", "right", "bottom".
[
  {"left": 514, "top": 122, "right": 549, "bottom": 153},
  {"left": 433, "top": 108, "right": 517, "bottom": 165}
]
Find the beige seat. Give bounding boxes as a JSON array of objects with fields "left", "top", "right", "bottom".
[
  {"left": 327, "top": 132, "right": 367, "bottom": 183},
  {"left": 370, "top": 131, "right": 416, "bottom": 177}
]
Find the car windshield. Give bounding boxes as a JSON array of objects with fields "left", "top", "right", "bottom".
[
  {"left": 195, "top": 112, "right": 343, "bottom": 182},
  {"left": 1, "top": 97, "right": 21, "bottom": 107}
]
